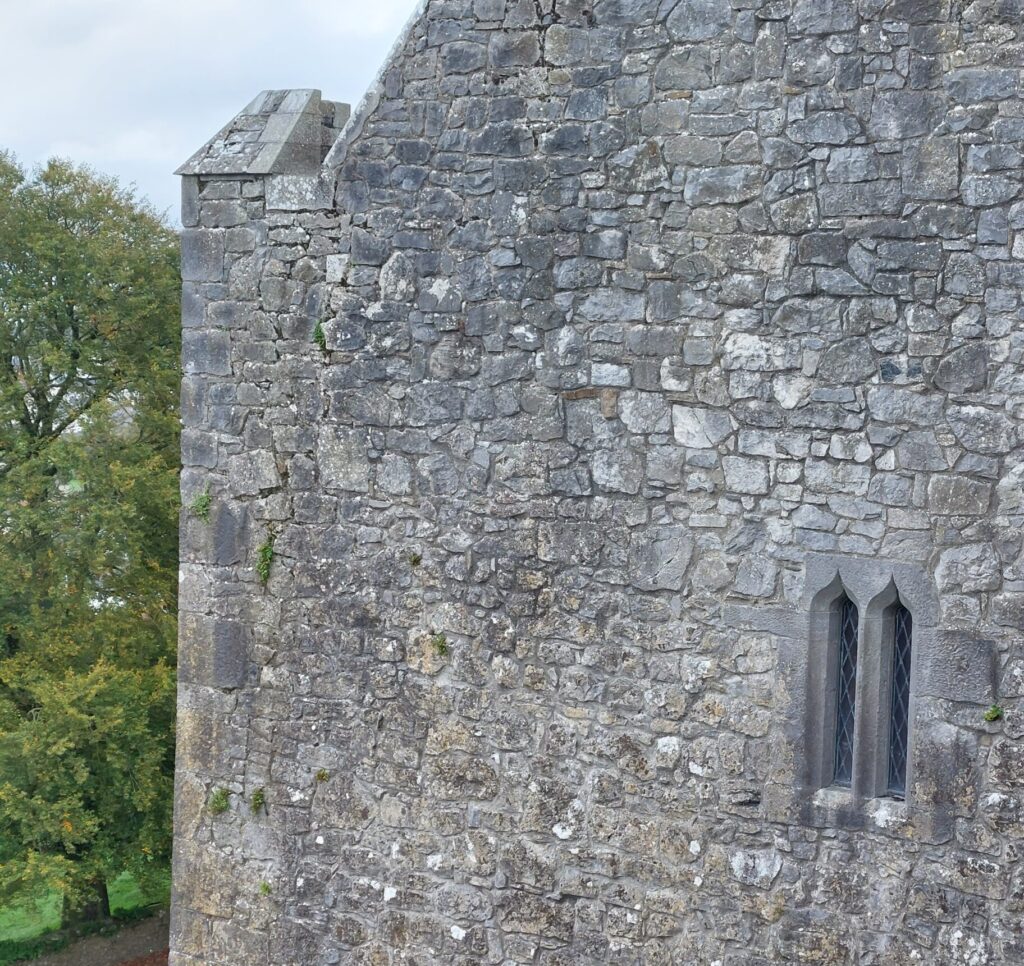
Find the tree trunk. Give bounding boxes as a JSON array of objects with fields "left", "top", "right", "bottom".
[{"left": 76, "top": 880, "right": 111, "bottom": 926}]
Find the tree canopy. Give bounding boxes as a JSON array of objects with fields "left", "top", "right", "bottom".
[{"left": 0, "top": 154, "right": 180, "bottom": 918}]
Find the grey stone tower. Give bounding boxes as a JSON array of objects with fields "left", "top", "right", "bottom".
[{"left": 173, "top": 1, "right": 1024, "bottom": 963}]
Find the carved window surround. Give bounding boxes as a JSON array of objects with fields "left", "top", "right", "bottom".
[{"left": 723, "top": 553, "right": 995, "bottom": 844}]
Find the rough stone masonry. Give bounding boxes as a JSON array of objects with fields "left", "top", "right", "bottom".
[{"left": 172, "top": 1, "right": 1024, "bottom": 963}]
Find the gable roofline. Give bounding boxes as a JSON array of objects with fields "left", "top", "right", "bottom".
[
  {"left": 176, "top": 0, "right": 430, "bottom": 180},
  {"left": 323, "top": 0, "right": 430, "bottom": 171}
]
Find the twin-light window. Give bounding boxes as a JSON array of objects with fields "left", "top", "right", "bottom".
[{"left": 826, "top": 592, "right": 913, "bottom": 800}]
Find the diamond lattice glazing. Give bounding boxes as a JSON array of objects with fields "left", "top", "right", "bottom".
[
  {"left": 833, "top": 596, "right": 859, "bottom": 787},
  {"left": 887, "top": 604, "right": 913, "bottom": 798}
]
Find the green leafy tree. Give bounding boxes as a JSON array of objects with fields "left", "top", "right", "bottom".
[{"left": 0, "top": 154, "right": 179, "bottom": 923}]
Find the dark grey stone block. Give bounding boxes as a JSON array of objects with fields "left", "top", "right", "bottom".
[
  {"left": 210, "top": 620, "right": 249, "bottom": 690},
  {"left": 180, "top": 229, "right": 225, "bottom": 283},
  {"left": 182, "top": 330, "right": 232, "bottom": 376},
  {"left": 934, "top": 344, "right": 988, "bottom": 394},
  {"left": 917, "top": 632, "right": 996, "bottom": 704},
  {"left": 181, "top": 176, "right": 200, "bottom": 228}
]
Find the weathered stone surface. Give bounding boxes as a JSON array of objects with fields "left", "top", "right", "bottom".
[
  {"left": 266, "top": 174, "right": 333, "bottom": 211},
  {"left": 442, "top": 41, "right": 486, "bottom": 74},
  {"left": 927, "top": 476, "right": 992, "bottom": 516},
  {"left": 723, "top": 456, "right": 770, "bottom": 495},
  {"left": 990, "top": 739, "right": 1024, "bottom": 788},
  {"left": 936, "top": 544, "right": 1001, "bottom": 593},
  {"left": 734, "top": 555, "right": 777, "bottom": 598},
  {"left": 912, "top": 722, "right": 980, "bottom": 815},
  {"left": 885, "top": 0, "right": 949, "bottom": 22},
  {"left": 789, "top": 112, "right": 861, "bottom": 145},
  {"left": 619, "top": 391, "right": 671, "bottom": 434},
  {"left": 182, "top": 330, "right": 231, "bottom": 376},
  {"left": 630, "top": 526, "right": 693, "bottom": 591},
  {"left": 817, "top": 338, "right": 875, "bottom": 383},
  {"left": 896, "top": 430, "right": 947, "bottom": 472},
  {"left": 580, "top": 288, "right": 646, "bottom": 321},
  {"left": 489, "top": 31, "right": 540, "bottom": 67},
  {"left": 592, "top": 449, "right": 643, "bottom": 493},
  {"left": 722, "top": 333, "right": 798, "bottom": 372},
  {"left": 180, "top": 229, "right": 224, "bottom": 282},
  {"left": 178, "top": 616, "right": 249, "bottom": 690},
  {"left": 790, "top": 0, "right": 856, "bottom": 35},
  {"left": 226, "top": 450, "right": 280, "bottom": 496},
  {"left": 946, "top": 68, "right": 1019, "bottom": 104},
  {"left": 918, "top": 633, "right": 996, "bottom": 704},
  {"left": 655, "top": 47, "right": 714, "bottom": 90},
  {"left": 962, "top": 176, "right": 1020, "bottom": 208},
  {"left": 947, "top": 406, "right": 1016, "bottom": 455},
  {"left": 867, "top": 387, "right": 943, "bottom": 425},
  {"left": 903, "top": 138, "right": 959, "bottom": 201},
  {"left": 316, "top": 426, "right": 370, "bottom": 492},
  {"left": 685, "top": 165, "right": 762, "bottom": 205},
  {"left": 729, "top": 848, "right": 783, "bottom": 888},
  {"left": 173, "top": 1, "right": 1024, "bottom": 961},
  {"left": 868, "top": 92, "right": 945, "bottom": 140},
  {"left": 934, "top": 344, "right": 988, "bottom": 394},
  {"left": 665, "top": 0, "right": 732, "bottom": 42},
  {"left": 672, "top": 405, "right": 733, "bottom": 448}
]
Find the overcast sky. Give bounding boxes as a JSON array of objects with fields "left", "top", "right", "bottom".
[{"left": 0, "top": 0, "right": 418, "bottom": 225}]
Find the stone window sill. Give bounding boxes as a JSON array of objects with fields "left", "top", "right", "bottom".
[{"left": 803, "top": 785, "right": 928, "bottom": 840}]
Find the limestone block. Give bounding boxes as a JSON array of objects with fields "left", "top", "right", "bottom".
[
  {"left": 916, "top": 631, "right": 996, "bottom": 703},
  {"left": 684, "top": 165, "right": 762, "bottom": 205},
  {"left": 722, "top": 456, "right": 770, "bottom": 495},
  {"left": 227, "top": 450, "right": 280, "bottom": 496},
  {"left": 266, "top": 175, "right": 333, "bottom": 211},
  {"left": 927, "top": 475, "right": 992, "bottom": 515},
  {"left": 317, "top": 426, "right": 370, "bottom": 492},
  {"left": 182, "top": 330, "right": 231, "bottom": 376},
  {"left": 672, "top": 406, "right": 733, "bottom": 448},
  {"left": 933, "top": 344, "right": 988, "bottom": 393},
  {"left": 180, "top": 229, "right": 225, "bottom": 283},
  {"left": 935, "top": 543, "right": 1001, "bottom": 593},
  {"left": 665, "top": 0, "right": 732, "bottom": 41}
]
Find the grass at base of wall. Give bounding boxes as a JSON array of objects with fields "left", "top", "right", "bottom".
[{"left": 0, "top": 870, "right": 170, "bottom": 964}]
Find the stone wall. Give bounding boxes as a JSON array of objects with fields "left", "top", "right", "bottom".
[{"left": 172, "top": 1, "right": 1024, "bottom": 963}]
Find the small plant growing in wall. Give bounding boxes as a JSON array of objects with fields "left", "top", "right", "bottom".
[
  {"left": 408, "top": 551, "right": 422, "bottom": 567},
  {"left": 208, "top": 788, "right": 230, "bottom": 815},
  {"left": 312, "top": 320, "right": 328, "bottom": 352},
  {"left": 189, "top": 486, "right": 212, "bottom": 522},
  {"left": 256, "top": 537, "right": 274, "bottom": 584},
  {"left": 430, "top": 632, "right": 449, "bottom": 657},
  {"left": 259, "top": 881, "right": 272, "bottom": 897},
  {"left": 315, "top": 769, "right": 330, "bottom": 783},
  {"left": 251, "top": 787, "right": 267, "bottom": 814},
  {"left": 984, "top": 704, "right": 1004, "bottom": 722}
]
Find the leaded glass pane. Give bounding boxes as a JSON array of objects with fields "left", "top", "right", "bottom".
[
  {"left": 887, "top": 604, "right": 913, "bottom": 798},
  {"left": 833, "top": 596, "right": 859, "bottom": 787}
]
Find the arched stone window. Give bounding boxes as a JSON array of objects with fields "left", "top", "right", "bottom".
[
  {"left": 731, "top": 551, "right": 993, "bottom": 837},
  {"left": 803, "top": 562, "right": 926, "bottom": 806},
  {"left": 853, "top": 582, "right": 916, "bottom": 802},
  {"left": 804, "top": 575, "right": 863, "bottom": 794}
]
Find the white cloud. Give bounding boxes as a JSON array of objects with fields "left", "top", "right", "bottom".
[{"left": 0, "top": 0, "right": 418, "bottom": 221}]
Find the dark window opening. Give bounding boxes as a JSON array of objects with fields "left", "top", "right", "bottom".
[
  {"left": 886, "top": 603, "right": 912, "bottom": 799},
  {"left": 833, "top": 595, "right": 859, "bottom": 787}
]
